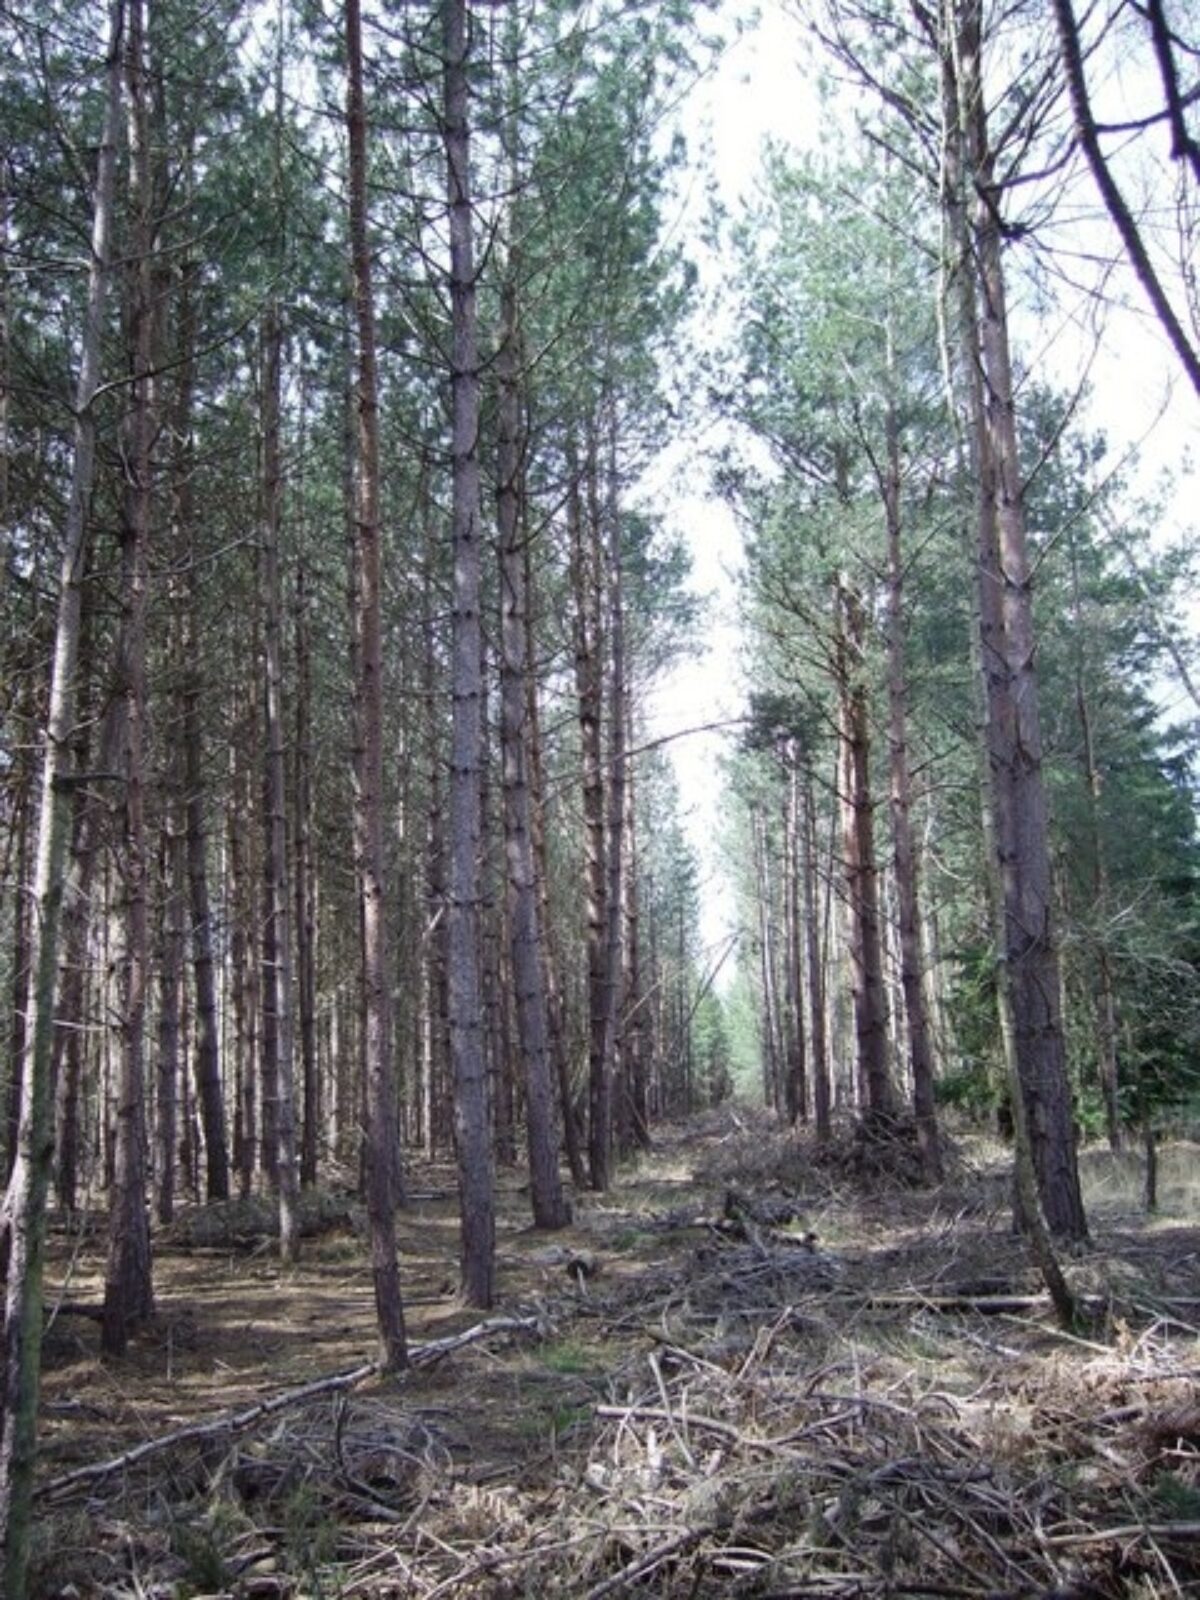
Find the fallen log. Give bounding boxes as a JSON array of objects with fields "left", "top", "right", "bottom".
[{"left": 38, "top": 1313, "right": 542, "bottom": 1502}]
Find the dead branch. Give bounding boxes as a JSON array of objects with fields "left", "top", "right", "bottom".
[{"left": 38, "top": 1314, "right": 541, "bottom": 1502}]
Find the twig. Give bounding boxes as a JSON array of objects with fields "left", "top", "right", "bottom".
[
  {"left": 584, "top": 1527, "right": 705, "bottom": 1599},
  {"left": 1045, "top": 1520, "right": 1200, "bottom": 1546}
]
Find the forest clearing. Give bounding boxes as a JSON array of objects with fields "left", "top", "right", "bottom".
[{"left": 29, "top": 1109, "right": 1200, "bottom": 1598}]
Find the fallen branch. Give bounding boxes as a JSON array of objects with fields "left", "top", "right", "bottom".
[
  {"left": 584, "top": 1527, "right": 706, "bottom": 1599},
  {"left": 39, "top": 1314, "right": 542, "bottom": 1501},
  {"left": 1046, "top": 1520, "right": 1200, "bottom": 1546},
  {"left": 865, "top": 1293, "right": 1048, "bottom": 1314}
]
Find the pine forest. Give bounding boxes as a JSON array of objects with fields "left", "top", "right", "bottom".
[{"left": 2, "top": 0, "right": 1200, "bottom": 1593}]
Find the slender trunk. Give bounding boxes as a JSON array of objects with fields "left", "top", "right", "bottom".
[
  {"left": 526, "top": 544, "right": 587, "bottom": 1186},
  {"left": 599, "top": 425, "right": 627, "bottom": 1176},
  {"left": 155, "top": 813, "right": 185, "bottom": 1226},
  {"left": 345, "top": 0, "right": 406, "bottom": 1361},
  {"left": 1070, "top": 544, "right": 1121, "bottom": 1151},
  {"left": 293, "top": 562, "right": 319, "bottom": 1187},
  {"left": 177, "top": 266, "right": 228, "bottom": 1205},
  {"left": 102, "top": 0, "right": 156, "bottom": 1356},
  {"left": 882, "top": 394, "right": 942, "bottom": 1180},
  {"left": 0, "top": 16, "right": 123, "bottom": 1579},
  {"left": 753, "top": 811, "right": 779, "bottom": 1110},
  {"left": 260, "top": 307, "right": 301, "bottom": 1262},
  {"left": 497, "top": 280, "right": 568, "bottom": 1228},
  {"left": 836, "top": 581, "right": 893, "bottom": 1119},
  {"left": 783, "top": 761, "right": 808, "bottom": 1123},
  {"left": 622, "top": 710, "right": 651, "bottom": 1150},
  {"left": 570, "top": 449, "right": 609, "bottom": 1188},
  {"left": 802, "top": 770, "right": 831, "bottom": 1141},
  {"left": 953, "top": 0, "right": 1087, "bottom": 1241},
  {"left": 228, "top": 723, "right": 257, "bottom": 1198},
  {"left": 443, "top": 0, "right": 494, "bottom": 1307},
  {"left": 4, "top": 745, "right": 33, "bottom": 1182}
]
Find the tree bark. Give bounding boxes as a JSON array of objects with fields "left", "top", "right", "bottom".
[
  {"left": 260, "top": 306, "right": 301, "bottom": 1263},
  {"left": 570, "top": 446, "right": 609, "bottom": 1188},
  {"left": 345, "top": 0, "right": 407, "bottom": 1365},
  {"left": 177, "top": 251, "right": 229, "bottom": 1205},
  {"left": 443, "top": 0, "right": 495, "bottom": 1307},
  {"left": 953, "top": 0, "right": 1087, "bottom": 1241},
  {"left": 835, "top": 581, "right": 893, "bottom": 1120},
  {"left": 881, "top": 390, "right": 943, "bottom": 1181},
  {"left": 802, "top": 769, "right": 832, "bottom": 1141},
  {"left": 293, "top": 562, "right": 319, "bottom": 1189},
  {"left": 102, "top": 0, "right": 157, "bottom": 1357},
  {"left": 496, "top": 280, "right": 569, "bottom": 1228},
  {"left": 0, "top": 7, "right": 123, "bottom": 1583}
]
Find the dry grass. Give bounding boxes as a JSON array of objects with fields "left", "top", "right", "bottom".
[{"left": 31, "top": 1113, "right": 1200, "bottom": 1598}]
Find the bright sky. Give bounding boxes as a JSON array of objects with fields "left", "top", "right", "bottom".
[{"left": 637, "top": 0, "right": 1200, "bottom": 965}]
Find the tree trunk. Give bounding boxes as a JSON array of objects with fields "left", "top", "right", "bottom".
[
  {"left": 293, "top": 562, "right": 319, "bottom": 1188},
  {"left": 177, "top": 256, "right": 229, "bottom": 1205},
  {"left": 228, "top": 722, "right": 257, "bottom": 1199},
  {"left": 526, "top": 543, "right": 587, "bottom": 1186},
  {"left": 1070, "top": 542, "right": 1121, "bottom": 1151},
  {"left": 835, "top": 581, "right": 893, "bottom": 1120},
  {"left": 0, "top": 10, "right": 124, "bottom": 1579},
  {"left": 953, "top": 0, "right": 1087, "bottom": 1241},
  {"left": 752, "top": 810, "right": 780, "bottom": 1111},
  {"left": 102, "top": 0, "right": 156, "bottom": 1357},
  {"left": 155, "top": 812, "right": 185, "bottom": 1227},
  {"left": 345, "top": 0, "right": 407, "bottom": 1365},
  {"left": 882, "top": 391, "right": 943, "bottom": 1181},
  {"left": 570, "top": 447, "right": 609, "bottom": 1188},
  {"left": 443, "top": 0, "right": 495, "bottom": 1307},
  {"left": 496, "top": 279, "right": 568, "bottom": 1228},
  {"left": 802, "top": 769, "right": 832, "bottom": 1142},
  {"left": 260, "top": 306, "right": 301, "bottom": 1263},
  {"left": 599, "top": 422, "right": 627, "bottom": 1176},
  {"left": 783, "top": 761, "right": 808, "bottom": 1124}
]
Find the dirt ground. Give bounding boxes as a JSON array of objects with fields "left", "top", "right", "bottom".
[{"left": 30, "top": 1111, "right": 1200, "bottom": 1598}]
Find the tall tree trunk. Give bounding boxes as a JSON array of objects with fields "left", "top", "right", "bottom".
[
  {"left": 443, "top": 0, "right": 494, "bottom": 1307},
  {"left": 0, "top": 9, "right": 124, "bottom": 1577},
  {"left": 752, "top": 809, "right": 781, "bottom": 1111},
  {"left": 881, "top": 390, "right": 943, "bottom": 1181},
  {"left": 228, "top": 722, "right": 257, "bottom": 1199},
  {"left": 621, "top": 714, "right": 651, "bottom": 1151},
  {"left": 293, "top": 561, "right": 319, "bottom": 1187},
  {"left": 952, "top": 0, "right": 1087, "bottom": 1241},
  {"left": 260, "top": 306, "right": 301, "bottom": 1263},
  {"left": 835, "top": 581, "right": 893, "bottom": 1120},
  {"left": 802, "top": 769, "right": 832, "bottom": 1141},
  {"left": 155, "top": 810, "right": 185, "bottom": 1226},
  {"left": 570, "top": 448, "right": 609, "bottom": 1188},
  {"left": 599, "top": 424, "right": 627, "bottom": 1176},
  {"left": 102, "top": 0, "right": 156, "bottom": 1357},
  {"left": 496, "top": 279, "right": 568, "bottom": 1228},
  {"left": 783, "top": 760, "right": 808, "bottom": 1123},
  {"left": 4, "top": 730, "right": 33, "bottom": 1182},
  {"left": 526, "top": 542, "right": 587, "bottom": 1186},
  {"left": 1069, "top": 541, "right": 1121, "bottom": 1151},
  {"left": 345, "top": 0, "right": 407, "bottom": 1366},
  {"left": 176, "top": 253, "right": 229, "bottom": 1205}
]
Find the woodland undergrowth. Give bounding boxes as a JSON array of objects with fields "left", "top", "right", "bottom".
[{"left": 30, "top": 1109, "right": 1200, "bottom": 1598}]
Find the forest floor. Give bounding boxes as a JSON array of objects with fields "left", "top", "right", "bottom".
[{"left": 31, "top": 1108, "right": 1200, "bottom": 1599}]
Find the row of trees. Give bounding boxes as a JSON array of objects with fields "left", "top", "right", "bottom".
[
  {"left": 0, "top": 0, "right": 735, "bottom": 1586},
  {"left": 722, "top": 0, "right": 1199, "bottom": 1256}
]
